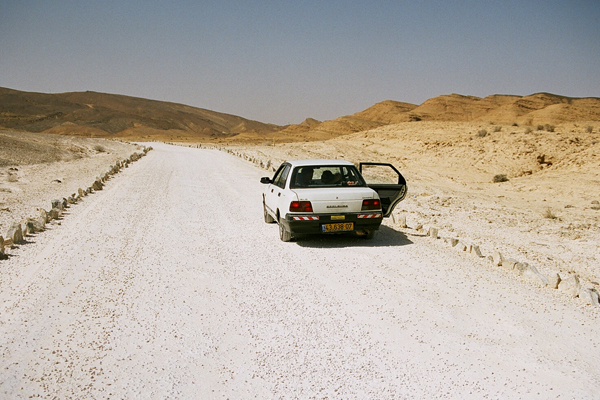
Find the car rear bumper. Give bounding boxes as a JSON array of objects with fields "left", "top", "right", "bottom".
[{"left": 283, "top": 212, "right": 383, "bottom": 235}]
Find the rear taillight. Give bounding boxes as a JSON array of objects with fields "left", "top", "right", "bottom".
[
  {"left": 361, "top": 199, "right": 381, "bottom": 211},
  {"left": 290, "top": 201, "right": 313, "bottom": 212}
]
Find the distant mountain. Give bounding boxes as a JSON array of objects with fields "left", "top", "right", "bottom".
[
  {"left": 282, "top": 93, "right": 600, "bottom": 138},
  {"left": 2, "top": 87, "right": 598, "bottom": 142},
  {"left": 0, "top": 87, "right": 280, "bottom": 139},
  {"left": 279, "top": 100, "right": 419, "bottom": 138},
  {"left": 407, "top": 93, "right": 600, "bottom": 124}
]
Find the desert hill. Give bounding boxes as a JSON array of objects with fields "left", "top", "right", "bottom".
[
  {"left": 384, "top": 92, "right": 600, "bottom": 124},
  {"left": 277, "top": 100, "right": 419, "bottom": 140},
  {"left": 0, "top": 87, "right": 279, "bottom": 140},
  {"left": 1, "top": 87, "right": 599, "bottom": 143},
  {"left": 278, "top": 93, "right": 600, "bottom": 140}
]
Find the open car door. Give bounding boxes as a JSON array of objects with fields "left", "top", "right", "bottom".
[{"left": 359, "top": 162, "right": 407, "bottom": 218}]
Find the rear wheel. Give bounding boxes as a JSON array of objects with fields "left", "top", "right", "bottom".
[
  {"left": 279, "top": 222, "right": 293, "bottom": 242},
  {"left": 264, "top": 202, "right": 275, "bottom": 223}
]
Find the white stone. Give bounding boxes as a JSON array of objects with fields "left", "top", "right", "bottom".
[
  {"left": 471, "top": 245, "right": 484, "bottom": 258},
  {"left": 456, "top": 242, "right": 468, "bottom": 252},
  {"left": 6, "top": 223, "right": 24, "bottom": 244},
  {"left": 491, "top": 252, "right": 503, "bottom": 266},
  {"left": 501, "top": 258, "right": 518, "bottom": 270},
  {"left": 48, "top": 208, "right": 61, "bottom": 220},
  {"left": 51, "top": 199, "right": 63, "bottom": 210},
  {"left": 547, "top": 273, "right": 561, "bottom": 289},
  {"left": 578, "top": 288, "right": 600, "bottom": 307},
  {"left": 558, "top": 274, "right": 581, "bottom": 298},
  {"left": 398, "top": 214, "right": 407, "bottom": 228},
  {"left": 39, "top": 209, "right": 49, "bottom": 223},
  {"left": 519, "top": 263, "right": 550, "bottom": 286},
  {"left": 428, "top": 227, "right": 439, "bottom": 239}
]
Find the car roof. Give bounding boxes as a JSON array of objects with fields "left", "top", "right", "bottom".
[{"left": 286, "top": 159, "right": 355, "bottom": 167}]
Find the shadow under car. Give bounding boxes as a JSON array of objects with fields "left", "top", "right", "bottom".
[{"left": 292, "top": 225, "right": 413, "bottom": 248}]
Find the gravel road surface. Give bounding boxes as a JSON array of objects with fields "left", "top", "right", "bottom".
[{"left": 1, "top": 143, "right": 599, "bottom": 399}]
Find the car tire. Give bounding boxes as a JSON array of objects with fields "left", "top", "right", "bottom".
[
  {"left": 279, "top": 222, "right": 293, "bottom": 242},
  {"left": 264, "top": 202, "right": 275, "bottom": 223}
]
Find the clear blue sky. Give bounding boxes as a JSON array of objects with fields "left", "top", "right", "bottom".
[{"left": 1, "top": 0, "right": 599, "bottom": 125}]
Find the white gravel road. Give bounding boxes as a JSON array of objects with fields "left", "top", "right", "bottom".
[{"left": 1, "top": 143, "right": 599, "bottom": 399}]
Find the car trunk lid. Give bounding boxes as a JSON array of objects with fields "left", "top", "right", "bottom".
[{"left": 292, "top": 187, "right": 376, "bottom": 213}]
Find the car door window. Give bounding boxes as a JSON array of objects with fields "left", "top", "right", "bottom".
[
  {"left": 360, "top": 164, "right": 404, "bottom": 185},
  {"left": 270, "top": 164, "right": 286, "bottom": 187},
  {"left": 359, "top": 163, "right": 407, "bottom": 217},
  {"left": 274, "top": 164, "right": 291, "bottom": 189}
]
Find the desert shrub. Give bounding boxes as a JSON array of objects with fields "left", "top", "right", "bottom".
[
  {"left": 543, "top": 208, "right": 558, "bottom": 219},
  {"left": 544, "top": 124, "right": 555, "bottom": 132},
  {"left": 537, "top": 125, "right": 544, "bottom": 130},
  {"left": 512, "top": 122, "right": 519, "bottom": 126},
  {"left": 524, "top": 127, "right": 532, "bottom": 134},
  {"left": 493, "top": 126, "right": 502, "bottom": 132},
  {"left": 94, "top": 144, "right": 107, "bottom": 153},
  {"left": 477, "top": 129, "right": 488, "bottom": 137},
  {"left": 586, "top": 126, "right": 593, "bottom": 133},
  {"left": 493, "top": 174, "right": 508, "bottom": 183}
]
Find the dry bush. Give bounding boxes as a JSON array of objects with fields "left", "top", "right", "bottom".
[
  {"left": 524, "top": 127, "right": 532, "bottom": 134},
  {"left": 477, "top": 129, "right": 488, "bottom": 137},
  {"left": 586, "top": 126, "right": 593, "bottom": 133},
  {"left": 537, "top": 124, "right": 544, "bottom": 131},
  {"left": 544, "top": 124, "right": 555, "bottom": 132},
  {"left": 493, "top": 174, "right": 508, "bottom": 183},
  {"left": 543, "top": 208, "right": 558, "bottom": 219},
  {"left": 493, "top": 126, "right": 502, "bottom": 132}
]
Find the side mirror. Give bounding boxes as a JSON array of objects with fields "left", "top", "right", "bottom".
[{"left": 260, "top": 177, "right": 272, "bottom": 184}]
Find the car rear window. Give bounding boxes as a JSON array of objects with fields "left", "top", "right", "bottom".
[{"left": 290, "top": 165, "right": 366, "bottom": 189}]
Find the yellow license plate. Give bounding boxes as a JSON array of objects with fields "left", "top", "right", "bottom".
[{"left": 322, "top": 222, "right": 354, "bottom": 232}]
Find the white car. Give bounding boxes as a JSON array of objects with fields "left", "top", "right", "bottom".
[{"left": 260, "top": 159, "right": 407, "bottom": 241}]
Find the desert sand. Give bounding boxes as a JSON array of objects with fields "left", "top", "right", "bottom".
[
  {"left": 0, "top": 130, "right": 141, "bottom": 234},
  {"left": 2, "top": 120, "right": 599, "bottom": 288},
  {"left": 0, "top": 143, "right": 598, "bottom": 399},
  {"left": 225, "top": 120, "right": 600, "bottom": 287},
  {"left": 1, "top": 90, "right": 599, "bottom": 397}
]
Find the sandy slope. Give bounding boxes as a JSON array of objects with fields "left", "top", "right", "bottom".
[
  {"left": 225, "top": 121, "right": 600, "bottom": 287},
  {"left": 1, "top": 143, "right": 598, "bottom": 398},
  {"left": 0, "top": 130, "right": 139, "bottom": 234}
]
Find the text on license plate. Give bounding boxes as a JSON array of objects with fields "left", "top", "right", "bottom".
[{"left": 322, "top": 222, "right": 354, "bottom": 232}]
